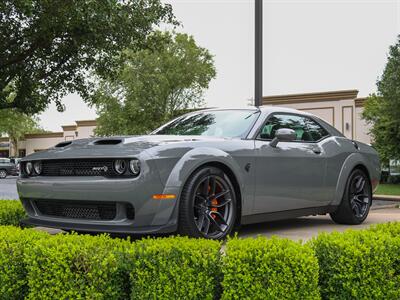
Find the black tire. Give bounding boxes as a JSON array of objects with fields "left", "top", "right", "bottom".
[
  {"left": 0, "top": 170, "right": 7, "bottom": 179},
  {"left": 178, "top": 166, "right": 237, "bottom": 239},
  {"left": 330, "top": 169, "right": 372, "bottom": 225}
]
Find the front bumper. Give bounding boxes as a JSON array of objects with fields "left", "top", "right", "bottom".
[
  {"left": 17, "top": 174, "right": 180, "bottom": 234},
  {"left": 20, "top": 217, "right": 177, "bottom": 234}
]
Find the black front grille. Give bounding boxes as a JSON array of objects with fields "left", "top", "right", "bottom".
[
  {"left": 41, "top": 159, "right": 116, "bottom": 177},
  {"left": 34, "top": 200, "right": 117, "bottom": 220}
]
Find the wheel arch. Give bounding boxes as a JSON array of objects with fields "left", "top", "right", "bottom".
[
  {"left": 162, "top": 147, "right": 245, "bottom": 225},
  {"left": 353, "top": 164, "right": 371, "bottom": 182},
  {"left": 333, "top": 153, "right": 373, "bottom": 206}
]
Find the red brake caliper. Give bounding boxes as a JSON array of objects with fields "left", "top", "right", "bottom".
[
  {"left": 211, "top": 199, "right": 218, "bottom": 218},
  {"left": 209, "top": 184, "right": 218, "bottom": 219}
]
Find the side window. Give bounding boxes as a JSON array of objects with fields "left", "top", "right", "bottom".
[{"left": 259, "top": 114, "right": 329, "bottom": 142}]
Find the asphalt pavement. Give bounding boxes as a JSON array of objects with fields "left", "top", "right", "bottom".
[
  {"left": 0, "top": 176, "right": 18, "bottom": 199},
  {"left": 239, "top": 207, "right": 400, "bottom": 240}
]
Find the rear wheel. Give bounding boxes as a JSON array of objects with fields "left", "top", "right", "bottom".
[
  {"left": 178, "top": 166, "right": 237, "bottom": 239},
  {"left": 0, "top": 170, "right": 7, "bottom": 179},
  {"left": 330, "top": 169, "right": 371, "bottom": 225}
]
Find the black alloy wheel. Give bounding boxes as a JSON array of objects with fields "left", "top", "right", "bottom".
[
  {"left": 178, "top": 166, "right": 237, "bottom": 239},
  {"left": 349, "top": 174, "right": 370, "bottom": 219},
  {"left": 330, "top": 169, "right": 372, "bottom": 225}
]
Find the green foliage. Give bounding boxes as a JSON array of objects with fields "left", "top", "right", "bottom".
[
  {"left": 311, "top": 229, "right": 400, "bottom": 300},
  {"left": 221, "top": 237, "right": 320, "bottom": 300},
  {"left": 362, "top": 37, "right": 400, "bottom": 163},
  {"left": 370, "top": 221, "right": 400, "bottom": 236},
  {"left": 0, "top": 200, "right": 26, "bottom": 226},
  {"left": 0, "top": 226, "right": 48, "bottom": 300},
  {"left": 0, "top": 0, "right": 175, "bottom": 114},
  {"left": 131, "top": 236, "right": 221, "bottom": 300},
  {"left": 25, "top": 233, "right": 133, "bottom": 300},
  {"left": 91, "top": 31, "right": 216, "bottom": 136},
  {"left": 0, "top": 109, "right": 44, "bottom": 155}
]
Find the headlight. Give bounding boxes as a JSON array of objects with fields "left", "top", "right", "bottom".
[
  {"left": 25, "top": 162, "right": 33, "bottom": 175},
  {"left": 129, "top": 159, "right": 141, "bottom": 175},
  {"left": 33, "top": 161, "right": 42, "bottom": 175},
  {"left": 113, "top": 159, "right": 126, "bottom": 175}
]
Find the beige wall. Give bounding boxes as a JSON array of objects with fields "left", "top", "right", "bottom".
[
  {"left": 76, "top": 126, "right": 95, "bottom": 139},
  {"left": 25, "top": 136, "right": 64, "bottom": 154},
  {"left": 15, "top": 120, "right": 98, "bottom": 156},
  {"left": 355, "top": 107, "right": 371, "bottom": 143}
]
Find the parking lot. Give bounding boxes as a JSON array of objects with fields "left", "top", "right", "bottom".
[
  {"left": 0, "top": 176, "right": 18, "bottom": 199},
  {"left": 2, "top": 177, "right": 400, "bottom": 240}
]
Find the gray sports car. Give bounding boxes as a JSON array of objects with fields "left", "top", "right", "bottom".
[{"left": 17, "top": 107, "right": 380, "bottom": 239}]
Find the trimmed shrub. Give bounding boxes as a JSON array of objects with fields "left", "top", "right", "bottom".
[
  {"left": 370, "top": 221, "right": 400, "bottom": 236},
  {"left": 131, "top": 237, "right": 221, "bottom": 300},
  {"left": 221, "top": 237, "right": 320, "bottom": 300},
  {"left": 25, "top": 233, "right": 134, "bottom": 300},
  {"left": 311, "top": 229, "right": 400, "bottom": 300},
  {"left": 0, "top": 226, "right": 48, "bottom": 300},
  {"left": 0, "top": 200, "right": 26, "bottom": 226}
]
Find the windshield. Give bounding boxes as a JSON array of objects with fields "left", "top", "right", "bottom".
[
  {"left": 153, "top": 110, "right": 260, "bottom": 138},
  {"left": 0, "top": 158, "right": 10, "bottom": 163}
]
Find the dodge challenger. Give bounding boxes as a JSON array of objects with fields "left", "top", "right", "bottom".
[{"left": 17, "top": 107, "right": 380, "bottom": 239}]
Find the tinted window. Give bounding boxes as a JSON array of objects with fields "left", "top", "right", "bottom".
[
  {"left": 153, "top": 110, "right": 260, "bottom": 138},
  {"left": 259, "top": 114, "right": 329, "bottom": 142}
]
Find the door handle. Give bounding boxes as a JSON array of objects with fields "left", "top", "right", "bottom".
[{"left": 312, "top": 147, "right": 322, "bottom": 155}]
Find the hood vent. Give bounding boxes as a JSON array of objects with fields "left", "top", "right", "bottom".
[
  {"left": 93, "top": 139, "right": 122, "bottom": 145},
  {"left": 55, "top": 141, "right": 72, "bottom": 148}
]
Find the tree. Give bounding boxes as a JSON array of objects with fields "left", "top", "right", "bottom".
[
  {"left": 0, "top": 109, "right": 44, "bottom": 156},
  {"left": 90, "top": 31, "right": 216, "bottom": 136},
  {"left": 0, "top": 0, "right": 175, "bottom": 114},
  {"left": 363, "top": 37, "right": 400, "bottom": 164}
]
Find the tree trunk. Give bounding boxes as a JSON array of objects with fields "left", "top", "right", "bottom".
[{"left": 10, "top": 137, "right": 18, "bottom": 157}]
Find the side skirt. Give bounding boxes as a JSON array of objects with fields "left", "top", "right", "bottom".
[{"left": 241, "top": 205, "right": 338, "bottom": 225}]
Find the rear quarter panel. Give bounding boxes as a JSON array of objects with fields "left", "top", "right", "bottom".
[{"left": 327, "top": 138, "right": 380, "bottom": 206}]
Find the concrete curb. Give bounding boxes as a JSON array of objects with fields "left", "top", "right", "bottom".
[
  {"left": 371, "top": 204, "right": 399, "bottom": 210},
  {"left": 373, "top": 194, "right": 400, "bottom": 202}
]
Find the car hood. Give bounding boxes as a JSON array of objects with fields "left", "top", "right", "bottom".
[{"left": 21, "top": 135, "right": 231, "bottom": 161}]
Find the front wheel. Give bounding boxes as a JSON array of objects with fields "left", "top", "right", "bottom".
[
  {"left": 330, "top": 169, "right": 372, "bottom": 225},
  {"left": 0, "top": 170, "right": 7, "bottom": 179},
  {"left": 178, "top": 166, "right": 237, "bottom": 239}
]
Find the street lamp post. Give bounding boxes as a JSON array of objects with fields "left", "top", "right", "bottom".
[{"left": 255, "top": 0, "right": 263, "bottom": 107}]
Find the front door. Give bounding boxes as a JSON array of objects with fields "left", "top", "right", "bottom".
[{"left": 253, "top": 113, "right": 330, "bottom": 214}]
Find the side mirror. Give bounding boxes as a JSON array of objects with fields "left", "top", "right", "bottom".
[{"left": 270, "top": 128, "right": 296, "bottom": 147}]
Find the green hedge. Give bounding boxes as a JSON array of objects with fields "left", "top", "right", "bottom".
[
  {"left": 0, "top": 226, "right": 48, "bottom": 300},
  {"left": 0, "top": 200, "right": 26, "bottom": 226},
  {"left": 2, "top": 220, "right": 400, "bottom": 299},
  {"left": 311, "top": 228, "right": 400, "bottom": 300},
  {"left": 25, "top": 233, "right": 133, "bottom": 300},
  {"left": 131, "top": 237, "right": 221, "bottom": 299},
  {"left": 222, "top": 237, "right": 320, "bottom": 300}
]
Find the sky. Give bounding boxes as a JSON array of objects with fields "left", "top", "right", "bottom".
[{"left": 39, "top": 0, "right": 400, "bottom": 131}]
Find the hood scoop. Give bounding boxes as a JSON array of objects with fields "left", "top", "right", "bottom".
[
  {"left": 93, "top": 139, "right": 122, "bottom": 145},
  {"left": 55, "top": 141, "right": 72, "bottom": 148}
]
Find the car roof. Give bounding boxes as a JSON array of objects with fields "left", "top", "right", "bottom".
[{"left": 196, "top": 106, "right": 314, "bottom": 116}]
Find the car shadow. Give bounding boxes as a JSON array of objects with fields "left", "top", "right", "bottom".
[{"left": 237, "top": 216, "right": 335, "bottom": 237}]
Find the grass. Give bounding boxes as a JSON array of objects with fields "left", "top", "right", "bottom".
[{"left": 375, "top": 184, "right": 400, "bottom": 196}]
